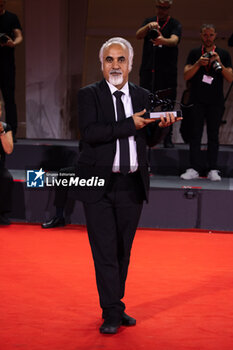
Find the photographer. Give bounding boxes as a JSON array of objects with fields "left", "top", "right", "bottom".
[
  {"left": 0, "top": 0, "right": 23, "bottom": 140},
  {"left": 181, "top": 24, "right": 233, "bottom": 181},
  {"left": 136, "top": 0, "right": 182, "bottom": 148},
  {"left": 0, "top": 101, "right": 14, "bottom": 225}
]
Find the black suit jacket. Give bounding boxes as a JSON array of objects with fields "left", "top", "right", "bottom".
[{"left": 75, "top": 79, "right": 165, "bottom": 203}]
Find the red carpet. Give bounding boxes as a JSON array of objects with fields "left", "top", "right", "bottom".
[{"left": 1, "top": 224, "right": 233, "bottom": 350}]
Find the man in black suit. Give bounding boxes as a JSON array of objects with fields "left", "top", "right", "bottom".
[{"left": 76, "top": 37, "right": 180, "bottom": 334}]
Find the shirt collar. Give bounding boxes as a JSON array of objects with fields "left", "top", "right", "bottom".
[{"left": 106, "top": 80, "right": 130, "bottom": 97}]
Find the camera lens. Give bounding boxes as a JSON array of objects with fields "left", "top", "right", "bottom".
[
  {"left": 212, "top": 60, "right": 222, "bottom": 72},
  {"left": 148, "top": 29, "right": 159, "bottom": 40}
]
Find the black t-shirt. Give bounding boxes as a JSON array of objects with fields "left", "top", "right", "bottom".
[
  {"left": 0, "top": 10, "right": 22, "bottom": 63},
  {"left": 139, "top": 16, "right": 182, "bottom": 90},
  {"left": 0, "top": 122, "right": 11, "bottom": 165},
  {"left": 186, "top": 46, "right": 232, "bottom": 104}
]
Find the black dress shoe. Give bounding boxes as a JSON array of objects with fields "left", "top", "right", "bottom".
[
  {"left": 99, "top": 320, "right": 121, "bottom": 334},
  {"left": 41, "top": 216, "right": 65, "bottom": 229},
  {"left": 122, "top": 312, "right": 136, "bottom": 326}
]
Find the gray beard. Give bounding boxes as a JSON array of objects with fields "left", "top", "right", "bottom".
[{"left": 109, "top": 74, "right": 123, "bottom": 87}]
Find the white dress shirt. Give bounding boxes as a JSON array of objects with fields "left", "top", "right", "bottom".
[{"left": 106, "top": 80, "right": 138, "bottom": 173}]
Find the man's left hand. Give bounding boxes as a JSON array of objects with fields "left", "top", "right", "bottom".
[
  {"left": 151, "top": 33, "right": 165, "bottom": 46},
  {"left": 210, "top": 52, "right": 221, "bottom": 64},
  {"left": 158, "top": 112, "right": 182, "bottom": 128}
]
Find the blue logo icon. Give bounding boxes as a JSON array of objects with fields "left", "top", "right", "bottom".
[{"left": 26, "top": 168, "right": 45, "bottom": 187}]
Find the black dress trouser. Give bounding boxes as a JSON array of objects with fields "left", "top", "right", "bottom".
[
  {"left": 189, "top": 102, "right": 223, "bottom": 173},
  {"left": 0, "top": 62, "right": 17, "bottom": 135},
  {"left": 83, "top": 172, "right": 144, "bottom": 323}
]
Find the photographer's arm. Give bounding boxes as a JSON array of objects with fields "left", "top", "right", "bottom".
[
  {"left": 13, "top": 29, "right": 23, "bottom": 46},
  {"left": 152, "top": 34, "right": 179, "bottom": 47},
  {"left": 4, "top": 29, "right": 23, "bottom": 48},
  {"left": 136, "top": 22, "right": 159, "bottom": 39},
  {"left": 184, "top": 55, "right": 209, "bottom": 81},
  {"left": 221, "top": 66, "right": 233, "bottom": 82},
  {"left": 209, "top": 52, "right": 233, "bottom": 82}
]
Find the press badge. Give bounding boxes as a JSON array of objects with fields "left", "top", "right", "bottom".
[{"left": 202, "top": 74, "right": 214, "bottom": 85}]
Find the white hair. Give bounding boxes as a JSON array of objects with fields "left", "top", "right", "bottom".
[{"left": 99, "top": 37, "right": 134, "bottom": 72}]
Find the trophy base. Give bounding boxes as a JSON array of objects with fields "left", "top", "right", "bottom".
[{"left": 149, "top": 110, "right": 182, "bottom": 119}]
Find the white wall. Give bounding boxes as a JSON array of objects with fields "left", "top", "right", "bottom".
[{"left": 25, "top": 0, "right": 69, "bottom": 139}]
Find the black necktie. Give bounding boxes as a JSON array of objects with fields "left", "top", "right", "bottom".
[{"left": 113, "top": 91, "right": 130, "bottom": 175}]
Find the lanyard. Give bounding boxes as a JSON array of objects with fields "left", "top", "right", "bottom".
[{"left": 157, "top": 16, "right": 170, "bottom": 32}]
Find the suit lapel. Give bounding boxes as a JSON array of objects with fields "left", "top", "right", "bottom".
[
  {"left": 129, "top": 82, "right": 141, "bottom": 114},
  {"left": 98, "top": 80, "right": 143, "bottom": 123},
  {"left": 98, "top": 79, "right": 115, "bottom": 122}
]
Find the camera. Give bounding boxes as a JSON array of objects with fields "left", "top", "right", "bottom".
[
  {"left": 0, "top": 33, "right": 9, "bottom": 45},
  {"left": 147, "top": 28, "right": 160, "bottom": 40},
  {"left": 202, "top": 51, "right": 222, "bottom": 72}
]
